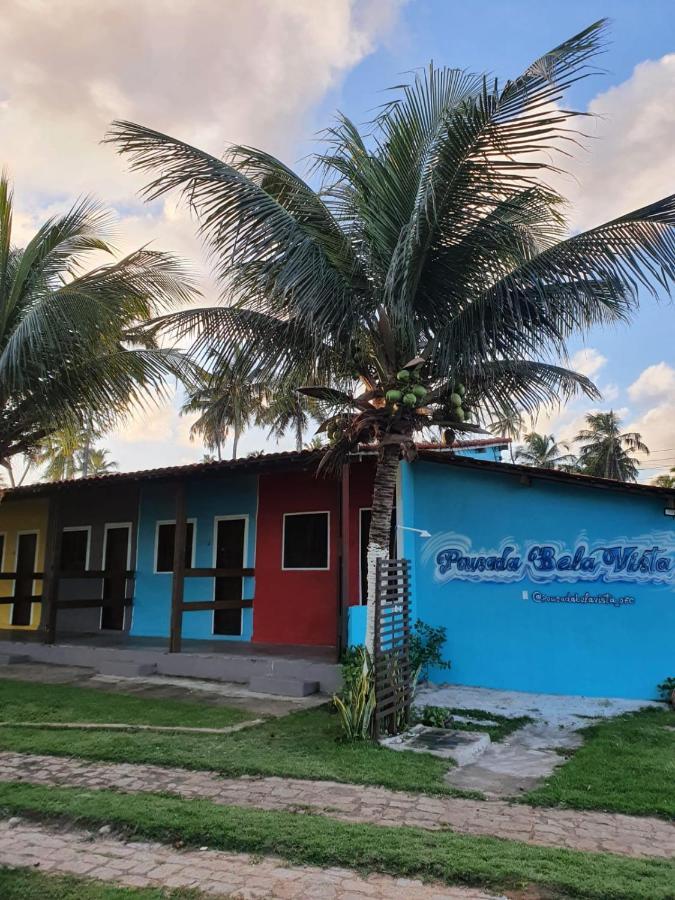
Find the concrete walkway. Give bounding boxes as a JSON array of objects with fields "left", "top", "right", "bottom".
[
  {"left": 0, "top": 820, "right": 498, "bottom": 899},
  {"left": 1, "top": 751, "right": 673, "bottom": 860}
]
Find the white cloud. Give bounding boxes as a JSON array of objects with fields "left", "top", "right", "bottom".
[
  {"left": 600, "top": 383, "right": 620, "bottom": 402},
  {"left": 628, "top": 362, "right": 675, "bottom": 403},
  {"left": 569, "top": 348, "right": 607, "bottom": 379},
  {"left": 561, "top": 54, "right": 675, "bottom": 231}
]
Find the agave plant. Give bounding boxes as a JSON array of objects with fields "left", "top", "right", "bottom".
[{"left": 108, "top": 20, "right": 675, "bottom": 651}]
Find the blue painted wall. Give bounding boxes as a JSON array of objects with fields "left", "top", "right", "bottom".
[
  {"left": 402, "top": 461, "right": 675, "bottom": 700},
  {"left": 455, "top": 445, "right": 505, "bottom": 462},
  {"left": 131, "top": 475, "right": 258, "bottom": 641}
]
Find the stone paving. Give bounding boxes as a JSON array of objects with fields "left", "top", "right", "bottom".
[
  {"left": 1, "top": 751, "right": 673, "bottom": 859},
  {"left": 0, "top": 820, "right": 499, "bottom": 899}
]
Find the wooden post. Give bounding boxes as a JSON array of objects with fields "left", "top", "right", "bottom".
[
  {"left": 169, "top": 481, "right": 187, "bottom": 653},
  {"left": 339, "top": 462, "right": 351, "bottom": 655},
  {"left": 42, "top": 494, "right": 63, "bottom": 644}
]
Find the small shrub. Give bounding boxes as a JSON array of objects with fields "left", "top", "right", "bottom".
[
  {"left": 409, "top": 620, "right": 451, "bottom": 686},
  {"left": 333, "top": 646, "right": 375, "bottom": 740},
  {"left": 656, "top": 677, "right": 675, "bottom": 706},
  {"left": 415, "top": 704, "right": 451, "bottom": 728}
]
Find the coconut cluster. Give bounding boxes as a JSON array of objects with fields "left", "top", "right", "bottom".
[{"left": 385, "top": 368, "right": 428, "bottom": 410}]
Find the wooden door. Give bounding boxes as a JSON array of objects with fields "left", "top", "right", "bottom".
[
  {"left": 213, "top": 518, "right": 246, "bottom": 636},
  {"left": 101, "top": 526, "right": 130, "bottom": 631},
  {"left": 11, "top": 532, "right": 38, "bottom": 626}
]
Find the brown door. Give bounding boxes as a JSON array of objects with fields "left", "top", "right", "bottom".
[
  {"left": 101, "top": 526, "right": 130, "bottom": 631},
  {"left": 11, "top": 532, "right": 38, "bottom": 626},
  {"left": 213, "top": 518, "right": 246, "bottom": 636}
]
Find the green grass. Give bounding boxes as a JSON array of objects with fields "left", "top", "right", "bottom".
[
  {"left": 0, "top": 680, "right": 248, "bottom": 729},
  {"left": 0, "top": 679, "right": 462, "bottom": 795},
  {"left": 1, "top": 782, "right": 674, "bottom": 899},
  {"left": 413, "top": 704, "right": 533, "bottom": 741},
  {"left": 525, "top": 707, "right": 675, "bottom": 820},
  {"left": 0, "top": 867, "right": 200, "bottom": 900}
]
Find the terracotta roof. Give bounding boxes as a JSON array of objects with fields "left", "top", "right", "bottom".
[{"left": 415, "top": 437, "right": 510, "bottom": 451}]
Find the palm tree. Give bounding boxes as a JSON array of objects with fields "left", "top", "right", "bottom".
[
  {"left": 108, "top": 21, "right": 675, "bottom": 651},
  {"left": 181, "top": 354, "right": 260, "bottom": 460},
  {"left": 575, "top": 411, "right": 649, "bottom": 482},
  {"left": 489, "top": 408, "right": 525, "bottom": 462},
  {"left": 652, "top": 468, "right": 675, "bottom": 488},
  {"left": 259, "top": 389, "right": 320, "bottom": 452},
  {"left": 515, "top": 432, "right": 578, "bottom": 471},
  {"left": 83, "top": 448, "right": 118, "bottom": 476},
  {"left": 0, "top": 176, "right": 195, "bottom": 481},
  {"left": 36, "top": 426, "right": 88, "bottom": 481}
]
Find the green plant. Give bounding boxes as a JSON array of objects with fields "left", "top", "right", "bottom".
[
  {"left": 416, "top": 705, "right": 450, "bottom": 728},
  {"left": 333, "top": 647, "right": 375, "bottom": 741},
  {"left": 656, "top": 677, "right": 675, "bottom": 705},
  {"left": 409, "top": 620, "right": 451, "bottom": 685}
]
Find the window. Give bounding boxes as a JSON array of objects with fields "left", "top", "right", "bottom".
[
  {"left": 60, "top": 528, "right": 89, "bottom": 572},
  {"left": 282, "top": 512, "right": 329, "bottom": 570},
  {"left": 359, "top": 508, "right": 397, "bottom": 603},
  {"left": 155, "top": 521, "right": 195, "bottom": 573}
]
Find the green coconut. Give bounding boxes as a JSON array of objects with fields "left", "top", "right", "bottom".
[
  {"left": 456, "top": 383, "right": 466, "bottom": 397},
  {"left": 385, "top": 389, "right": 403, "bottom": 404},
  {"left": 450, "top": 392, "right": 462, "bottom": 407},
  {"left": 454, "top": 406, "right": 466, "bottom": 422},
  {"left": 411, "top": 384, "right": 427, "bottom": 400},
  {"left": 402, "top": 392, "right": 418, "bottom": 407},
  {"left": 396, "top": 369, "right": 411, "bottom": 383}
]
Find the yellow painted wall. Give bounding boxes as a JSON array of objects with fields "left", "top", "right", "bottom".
[{"left": 0, "top": 497, "right": 49, "bottom": 630}]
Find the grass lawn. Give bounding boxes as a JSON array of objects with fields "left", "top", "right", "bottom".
[
  {"left": 0, "top": 680, "right": 249, "bottom": 729},
  {"left": 1, "top": 781, "right": 674, "bottom": 899},
  {"left": 0, "top": 679, "right": 461, "bottom": 795},
  {"left": 525, "top": 707, "right": 675, "bottom": 820},
  {"left": 0, "top": 867, "right": 200, "bottom": 900}
]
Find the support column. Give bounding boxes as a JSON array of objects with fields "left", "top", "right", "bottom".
[
  {"left": 169, "top": 481, "right": 187, "bottom": 653},
  {"left": 339, "top": 462, "right": 350, "bottom": 654},
  {"left": 42, "top": 494, "right": 63, "bottom": 644}
]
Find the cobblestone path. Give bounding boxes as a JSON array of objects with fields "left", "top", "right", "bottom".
[
  {"left": 0, "top": 820, "right": 499, "bottom": 899},
  {"left": 1, "top": 751, "right": 673, "bottom": 859}
]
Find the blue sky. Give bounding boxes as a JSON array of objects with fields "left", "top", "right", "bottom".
[{"left": 1, "top": 0, "right": 674, "bottom": 479}]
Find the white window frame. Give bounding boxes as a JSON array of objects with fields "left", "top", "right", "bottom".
[
  {"left": 281, "top": 510, "right": 330, "bottom": 572},
  {"left": 211, "top": 514, "right": 249, "bottom": 637},
  {"left": 101, "top": 522, "right": 133, "bottom": 631},
  {"left": 10, "top": 529, "right": 39, "bottom": 627},
  {"left": 153, "top": 518, "right": 197, "bottom": 574},
  {"left": 61, "top": 525, "right": 92, "bottom": 572}
]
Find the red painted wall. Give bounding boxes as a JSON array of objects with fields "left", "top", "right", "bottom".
[{"left": 253, "top": 469, "right": 341, "bottom": 647}]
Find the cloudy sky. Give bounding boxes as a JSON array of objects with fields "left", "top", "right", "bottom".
[{"left": 2, "top": 0, "right": 674, "bottom": 480}]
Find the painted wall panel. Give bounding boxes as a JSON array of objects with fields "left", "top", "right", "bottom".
[
  {"left": 132, "top": 475, "right": 257, "bottom": 640},
  {"left": 406, "top": 461, "right": 675, "bottom": 699},
  {"left": 0, "top": 498, "right": 48, "bottom": 630},
  {"left": 254, "top": 471, "right": 340, "bottom": 647},
  {"left": 55, "top": 485, "right": 140, "bottom": 633}
]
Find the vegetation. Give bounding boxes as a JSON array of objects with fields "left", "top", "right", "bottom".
[
  {"left": 333, "top": 646, "right": 375, "bottom": 740},
  {"left": 514, "top": 431, "right": 578, "bottom": 471},
  {"left": 652, "top": 467, "right": 675, "bottom": 488},
  {"left": 1, "top": 782, "right": 674, "bottom": 899},
  {"left": 34, "top": 426, "right": 118, "bottom": 481},
  {"left": 412, "top": 705, "right": 532, "bottom": 741},
  {"left": 525, "top": 707, "right": 675, "bottom": 820},
  {"left": 656, "top": 677, "right": 675, "bottom": 704},
  {"left": 0, "top": 682, "right": 458, "bottom": 793},
  {"left": 575, "top": 410, "right": 648, "bottom": 482},
  {"left": 0, "top": 679, "right": 248, "bottom": 728},
  {"left": 0, "top": 868, "right": 200, "bottom": 900},
  {"left": 409, "top": 620, "right": 452, "bottom": 683},
  {"left": 108, "top": 21, "right": 675, "bottom": 654},
  {"left": 0, "top": 175, "right": 194, "bottom": 486}
]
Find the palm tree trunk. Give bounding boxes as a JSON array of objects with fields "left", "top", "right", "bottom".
[
  {"left": 81, "top": 421, "right": 92, "bottom": 478},
  {"left": 1, "top": 460, "right": 15, "bottom": 488},
  {"left": 365, "top": 443, "right": 399, "bottom": 654},
  {"left": 232, "top": 428, "right": 240, "bottom": 460},
  {"left": 295, "top": 411, "right": 303, "bottom": 453}
]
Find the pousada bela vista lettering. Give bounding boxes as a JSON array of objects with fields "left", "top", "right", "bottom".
[{"left": 425, "top": 532, "right": 675, "bottom": 586}]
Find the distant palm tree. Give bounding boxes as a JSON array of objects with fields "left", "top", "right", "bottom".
[
  {"left": 515, "top": 432, "right": 578, "bottom": 471},
  {"left": 259, "top": 390, "right": 320, "bottom": 452},
  {"left": 36, "top": 427, "right": 88, "bottom": 481},
  {"left": 181, "top": 356, "right": 261, "bottom": 460},
  {"left": 652, "top": 468, "right": 675, "bottom": 488},
  {"left": 575, "top": 411, "right": 648, "bottom": 482},
  {"left": 83, "top": 448, "right": 118, "bottom": 476},
  {"left": 0, "top": 175, "right": 195, "bottom": 482},
  {"left": 489, "top": 408, "right": 525, "bottom": 462}
]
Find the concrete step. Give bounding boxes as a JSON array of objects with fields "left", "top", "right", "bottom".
[
  {"left": 248, "top": 675, "right": 320, "bottom": 697},
  {"left": 0, "top": 653, "right": 30, "bottom": 666},
  {"left": 97, "top": 661, "right": 158, "bottom": 678}
]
